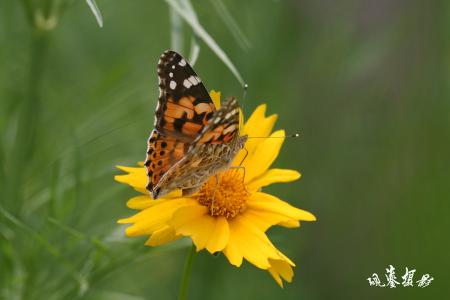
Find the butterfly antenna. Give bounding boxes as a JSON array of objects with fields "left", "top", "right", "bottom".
[
  {"left": 242, "top": 83, "right": 248, "bottom": 102},
  {"left": 247, "top": 133, "right": 300, "bottom": 139},
  {"left": 238, "top": 83, "right": 248, "bottom": 132}
]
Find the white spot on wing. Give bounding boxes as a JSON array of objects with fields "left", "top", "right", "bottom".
[
  {"left": 179, "top": 59, "right": 186, "bottom": 66},
  {"left": 223, "top": 124, "right": 236, "bottom": 134},
  {"left": 170, "top": 80, "right": 177, "bottom": 89},
  {"left": 172, "top": 65, "right": 175, "bottom": 69},
  {"left": 183, "top": 79, "right": 192, "bottom": 88},
  {"left": 188, "top": 76, "right": 198, "bottom": 85},
  {"left": 169, "top": 72, "right": 173, "bottom": 78}
]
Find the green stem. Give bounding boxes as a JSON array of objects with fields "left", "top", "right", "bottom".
[
  {"left": 6, "top": 6, "right": 50, "bottom": 213},
  {"left": 178, "top": 244, "right": 196, "bottom": 300}
]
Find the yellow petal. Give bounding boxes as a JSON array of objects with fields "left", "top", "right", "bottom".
[
  {"left": 268, "top": 259, "right": 294, "bottom": 288},
  {"left": 223, "top": 215, "right": 280, "bottom": 269},
  {"left": 247, "top": 169, "right": 301, "bottom": 191},
  {"left": 115, "top": 165, "right": 148, "bottom": 192},
  {"left": 242, "top": 130, "right": 286, "bottom": 182},
  {"left": 241, "top": 104, "right": 276, "bottom": 137},
  {"left": 241, "top": 209, "right": 296, "bottom": 232},
  {"left": 233, "top": 104, "right": 278, "bottom": 166},
  {"left": 210, "top": 90, "right": 221, "bottom": 109},
  {"left": 169, "top": 204, "right": 225, "bottom": 252},
  {"left": 275, "top": 249, "right": 295, "bottom": 267},
  {"left": 118, "top": 198, "right": 191, "bottom": 236},
  {"left": 116, "top": 165, "right": 143, "bottom": 174},
  {"left": 126, "top": 195, "right": 156, "bottom": 210},
  {"left": 115, "top": 166, "right": 187, "bottom": 197},
  {"left": 205, "top": 216, "right": 229, "bottom": 253},
  {"left": 248, "top": 192, "right": 316, "bottom": 222},
  {"left": 222, "top": 231, "right": 243, "bottom": 267},
  {"left": 124, "top": 190, "right": 184, "bottom": 210},
  {"left": 268, "top": 267, "right": 283, "bottom": 287},
  {"left": 145, "top": 225, "right": 181, "bottom": 246},
  {"left": 277, "top": 220, "right": 300, "bottom": 228}
]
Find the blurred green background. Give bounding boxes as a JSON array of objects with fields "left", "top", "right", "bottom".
[{"left": 1, "top": 0, "right": 449, "bottom": 299}]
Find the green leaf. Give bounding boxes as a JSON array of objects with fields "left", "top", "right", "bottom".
[{"left": 85, "top": 0, "right": 103, "bottom": 28}]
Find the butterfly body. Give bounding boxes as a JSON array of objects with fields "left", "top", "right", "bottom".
[{"left": 144, "top": 50, "right": 247, "bottom": 199}]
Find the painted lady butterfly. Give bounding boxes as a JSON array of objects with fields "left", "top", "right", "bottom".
[{"left": 145, "top": 50, "right": 248, "bottom": 199}]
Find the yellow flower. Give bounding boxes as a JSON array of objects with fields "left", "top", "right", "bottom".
[{"left": 116, "top": 91, "right": 316, "bottom": 287}]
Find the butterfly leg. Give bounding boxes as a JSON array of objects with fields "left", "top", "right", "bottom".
[
  {"left": 209, "top": 174, "right": 221, "bottom": 215},
  {"left": 229, "top": 165, "right": 246, "bottom": 183},
  {"left": 238, "top": 147, "right": 249, "bottom": 166}
]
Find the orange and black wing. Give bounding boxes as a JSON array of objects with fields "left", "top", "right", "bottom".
[
  {"left": 144, "top": 130, "right": 188, "bottom": 193},
  {"left": 145, "top": 50, "right": 216, "bottom": 194},
  {"left": 152, "top": 97, "right": 245, "bottom": 198},
  {"left": 191, "top": 96, "right": 241, "bottom": 146},
  {"left": 154, "top": 50, "right": 216, "bottom": 142}
]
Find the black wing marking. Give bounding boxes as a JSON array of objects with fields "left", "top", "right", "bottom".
[{"left": 154, "top": 50, "right": 216, "bottom": 142}]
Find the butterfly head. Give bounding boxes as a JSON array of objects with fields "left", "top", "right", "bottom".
[{"left": 151, "top": 187, "right": 161, "bottom": 199}]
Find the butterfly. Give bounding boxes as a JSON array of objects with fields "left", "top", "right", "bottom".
[{"left": 144, "top": 50, "right": 248, "bottom": 199}]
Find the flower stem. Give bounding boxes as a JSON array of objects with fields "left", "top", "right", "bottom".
[{"left": 178, "top": 244, "right": 196, "bottom": 300}]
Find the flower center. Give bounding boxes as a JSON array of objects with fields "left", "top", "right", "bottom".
[{"left": 197, "top": 169, "right": 249, "bottom": 219}]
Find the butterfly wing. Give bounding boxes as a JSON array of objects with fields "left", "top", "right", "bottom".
[
  {"left": 155, "top": 50, "right": 216, "bottom": 141},
  {"left": 152, "top": 97, "right": 247, "bottom": 198},
  {"left": 191, "top": 96, "right": 241, "bottom": 145},
  {"left": 145, "top": 50, "right": 216, "bottom": 194},
  {"left": 145, "top": 130, "right": 188, "bottom": 192}
]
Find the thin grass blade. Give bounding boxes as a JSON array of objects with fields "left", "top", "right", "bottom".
[
  {"left": 85, "top": 0, "right": 103, "bottom": 28},
  {"left": 165, "top": 0, "right": 246, "bottom": 87},
  {"left": 209, "top": 0, "right": 251, "bottom": 51},
  {"left": 170, "top": 4, "right": 184, "bottom": 53},
  {"left": 188, "top": 36, "right": 200, "bottom": 66}
]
